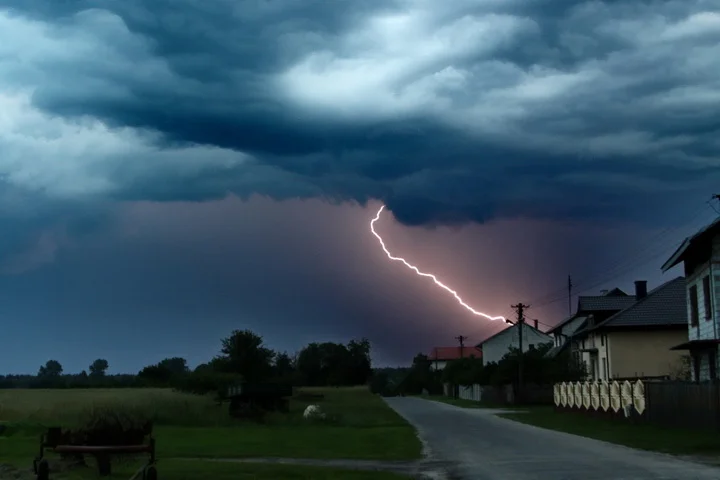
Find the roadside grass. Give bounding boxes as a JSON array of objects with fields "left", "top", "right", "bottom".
[
  {"left": 0, "top": 386, "right": 421, "bottom": 472},
  {"left": 0, "top": 459, "right": 414, "bottom": 479},
  {"left": 498, "top": 407, "right": 720, "bottom": 456},
  {"left": 417, "top": 394, "right": 522, "bottom": 410}
]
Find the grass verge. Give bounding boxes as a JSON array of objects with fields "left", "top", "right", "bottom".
[
  {"left": 0, "top": 459, "right": 414, "bottom": 479},
  {"left": 498, "top": 407, "right": 720, "bottom": 456}
]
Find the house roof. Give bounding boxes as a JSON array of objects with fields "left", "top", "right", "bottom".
[
  {"left": 577, "top": 294, "right": 636, "bottom": 312},
  {"left": 429, "top": 346, "right": 482, "bottom": 361},
  {"left": 662, "top": 217, "right": 720, "bottom": 272},
  {"left": 475, "top": 322, "right": 550, "bottom": 347},
  {"left": 593, "top": 276, "right": 687, "bottom": 329},
  {"left": 546, "top": 314, "right": 590, "bottom": 335}
]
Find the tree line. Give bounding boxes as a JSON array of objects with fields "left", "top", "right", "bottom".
[
  {"left": 370, "top": 343, "right": 585, "bottom": 396},
  {"left": 0, "top": 330, "right": 373, "bottom": 393}
]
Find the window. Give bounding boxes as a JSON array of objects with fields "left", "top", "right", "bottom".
[
  {"left": 528, "top": 344, "right": 535, "bottom": 350},
  {"left": 690, "top": 285, "right": 699, "bottom": 326},
  {"left": 703, "top": 275, "right": 712, "bottom": 320},
  {"left": 601, "top": 334, "right": 605, "bottom": 346}
]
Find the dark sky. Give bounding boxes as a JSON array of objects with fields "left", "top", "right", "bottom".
[{"left": 0, "top": 0, "right": 718, "bottom": 374}]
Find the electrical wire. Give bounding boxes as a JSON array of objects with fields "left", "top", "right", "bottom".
[{"left": 526, "top": 202, "right": 716, "bottom": 307}]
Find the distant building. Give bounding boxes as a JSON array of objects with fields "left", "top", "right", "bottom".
[
  {"left": 428, "top": 346, "right": 482, "bottom": 371},
  {"left": 663, "top": 217, "right": 720, "bottom": 382},
  {"left": 476, "top": 321, "right": 552, "bottom": 365},
  {"left": 545, "top": 287, "right": 636, "bottom": 363},
  {"left": 570, "top": 277, "right": 689, "bottom": 381}
]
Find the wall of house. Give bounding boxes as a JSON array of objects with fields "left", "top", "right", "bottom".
[
  {"left": 607, "top": 330, "right": 689, "bottom": 379},
  {"left": 482, "top": 324, "right": 553, "bottom": 364},
  {"left": 553, "top": 317, "right": 586, "bottom": 347},
  {"left": 682, "top": 235, "right": 720, "bottom": 381}
]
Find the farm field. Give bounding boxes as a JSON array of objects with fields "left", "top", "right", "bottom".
[{"left": 0, "top": 386, "right": 422, "bottom": 479}]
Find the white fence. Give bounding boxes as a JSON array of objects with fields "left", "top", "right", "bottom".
[{"left": 554, "top": 380, "right": 646, "bottom": 414}]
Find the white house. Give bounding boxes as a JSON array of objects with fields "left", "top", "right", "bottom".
[
  {"left": 663, "top": 217, "right": 720, "bottom": 382},
  {"left": 476, "top": 321, "right": 552, "bottom": 365}
]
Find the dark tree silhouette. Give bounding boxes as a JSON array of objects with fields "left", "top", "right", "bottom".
[{"left": 89, "top": 359, "right": 109, "bottom": 377}]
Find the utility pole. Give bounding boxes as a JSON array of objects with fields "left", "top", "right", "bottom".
[
  {"left": 511, "top": 303, "right": 529, "bottom": 403},
  {"left": 568, "top": 275, "right": 573, "bottom": 316},
  {"left": 455, "top": 335, "right": 468, "bottom": 358}
]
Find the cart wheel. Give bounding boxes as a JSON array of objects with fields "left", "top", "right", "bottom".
[
  {"left": 143, "top": 465, "right": 158, "bottom": 480},
  {"left": 36, "top": 459, "right": 49, "bottom": 480}
]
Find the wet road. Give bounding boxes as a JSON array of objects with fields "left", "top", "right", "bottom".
[{"left": 384, "top": 397, "right": 720, "bottom": 480}]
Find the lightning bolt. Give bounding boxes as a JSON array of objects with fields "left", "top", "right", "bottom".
[{"left": 370, "top": 205, "right": 506, "bottom": 322}]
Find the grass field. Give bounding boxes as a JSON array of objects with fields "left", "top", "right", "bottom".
[
  {"left": 498, "top": 407, "right": 720, "bottom": 456},
  {"left": 0, "top": 387, "right": 421, "bottom": 479}
]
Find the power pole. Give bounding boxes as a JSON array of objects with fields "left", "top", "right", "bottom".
[
  {"left": 568, "top": 275, "right": 573, "bottom": 316},
  {"left": 455, "top": 335, "right": 468, "bottom": 358},
  {"left": 511, "top": 303, "right": 529, "bottom": 403}
]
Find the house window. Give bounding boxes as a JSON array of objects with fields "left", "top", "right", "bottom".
[
  {"left": 601, "top": 335, "right": 605, "bottom": 346},
  {"left": 529, "top": 344, "right": 535, "bottom": 350},
  {"left": 703, "top": 275, "right": 712, "bottom": 320},
  {"left": 690, "top": 285, "right": 699, "bottom": 326}
]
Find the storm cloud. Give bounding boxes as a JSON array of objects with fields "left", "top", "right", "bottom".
[
  {"left": 0, "top": 0, "right": 718, "bottom": 371},
  {"left": 1, "top": 0, "right": 718, "bottom": 226}
]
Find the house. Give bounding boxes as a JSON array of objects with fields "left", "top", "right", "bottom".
[
  {"left": 545, "top": 287, "right": 637, "bottom": 360},
  {"left": 571, "top": 277, "right": 689, "bottom": 381},
  {"left": 428, "top": 346, "right": 482, "bottom": 371},
  {"left": 476, "top": 320, "right": 552, "bottom": 365},
  {"left": 662, "top": 217, "right": 720, "bottom": 382}
]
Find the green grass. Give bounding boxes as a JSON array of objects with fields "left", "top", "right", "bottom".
[
  {"left": 499, "top": 407, "right": 720, "bottom": 456},
  {"left": 0, "top": 459, "right": 413, "bottom": 480},
  {"left": 0, "top": 386, "right": 421, "bottom": 474}
]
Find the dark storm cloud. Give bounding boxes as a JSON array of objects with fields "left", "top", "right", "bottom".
[{"left": 1, "top": 0, "right": 719, "bottom": 227}]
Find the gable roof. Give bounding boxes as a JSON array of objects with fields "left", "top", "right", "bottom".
[
  {"left": 429, "top": 346, "right": 481, "bottom": 361},
  {"left": 546, "top": 314, "right": 583, "bottom": 334},
  {"left": 662, "top": 217, "right": 720, "bottom": 272},
  {"left": 594, "top": 276, "right": 687, "bottom": 329},
  {"left": 475, "top": 322, "right": 551, "bottom": 348}
]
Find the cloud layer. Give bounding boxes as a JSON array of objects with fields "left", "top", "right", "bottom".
[{"left": 1, "top": 0, "right": 718, "bottom": 228}]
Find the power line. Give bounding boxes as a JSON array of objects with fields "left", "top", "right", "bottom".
[{"left": 527, "top": 201, "right": 716, "bottom": 306}]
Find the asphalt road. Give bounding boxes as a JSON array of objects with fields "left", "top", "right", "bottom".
[{"left": 384, "top": 397, "right": 720, "bottom": 480}]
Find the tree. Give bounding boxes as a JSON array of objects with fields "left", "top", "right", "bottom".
[
  {"left": 38, "top": 360, "right": 63, "bottom": 377},
  {"left": 274, "top": 352, "right": 294, "bottom": 377},
  {"left": 157, "top": 357, "right": 189, "bottom": 376},
  {"left": 89, "top": 359, "right": 109, "bottom": 377},
  {"left": 217, "top": 330, "right": 275, "bottom": 383}
]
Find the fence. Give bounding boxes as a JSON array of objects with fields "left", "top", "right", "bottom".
[
  {"left": 554, "top": 380, "right": 720, "bottom": 431},
  {"left": 445, "top": 383, "right": 553, "bottom": 405}
]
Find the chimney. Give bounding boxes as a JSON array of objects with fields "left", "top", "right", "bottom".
[
  {"left": 635, "top": 280, "right": 647, "bottom": 300},
  {"left": 534, "top": 319, "right": 538, "bottom": 329}
]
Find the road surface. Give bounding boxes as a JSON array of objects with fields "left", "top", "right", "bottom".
[{"left": 384, "top": 397, "right": 720, "bottom": 480}]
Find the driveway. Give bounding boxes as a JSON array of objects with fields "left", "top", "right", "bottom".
[{"left": 385, "top": 397, "right": 720, "bottom": 480}]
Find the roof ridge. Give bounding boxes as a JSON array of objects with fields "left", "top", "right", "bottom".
[{"left": 593, "top": 276, "right": 685, "bottom": 329}]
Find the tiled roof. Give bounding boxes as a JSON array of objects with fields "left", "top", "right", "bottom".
[
  {"left": 578, "top": 295, "right": 636, "bottom": 312},
  {"left": 429, "top": 346, "right": 482, "bottom": 361},
  {"left": 596, "top": 276, "right": 687, "bottom": 328}
]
